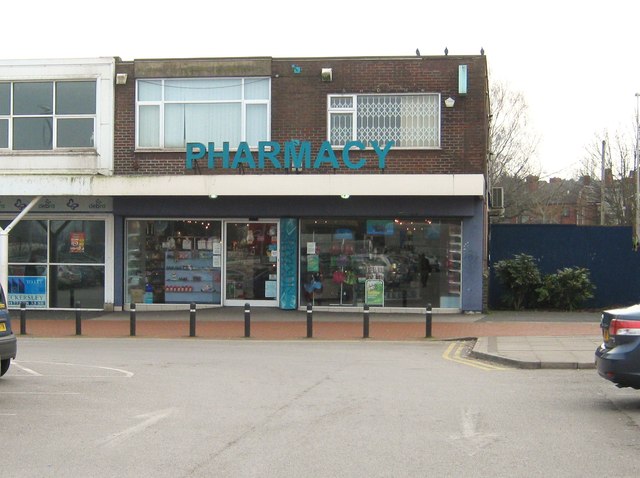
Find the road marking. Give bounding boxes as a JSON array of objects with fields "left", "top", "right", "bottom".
[
  {"left": 11, "top": 361, "right": 134, "bottom": 378},
  {"left": 12, "top": 361, "right": 43, "bottom": 376},
  {"left": 98, "top": 408, "right": 176, "bottom": 448},
  {"left": 443, "top": 342, "right": 506, "bottom": 370},
  {"left": 450, "top": 407, "right": 499, "bottom": 456},
  {"left": 0, "top": 391, "right": 81, "bottom": 395}
]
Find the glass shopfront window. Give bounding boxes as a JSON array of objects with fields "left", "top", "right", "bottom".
[
  {"left": 2, "top": 219, "right": 106, "bottom": 309},
  {"left": 125, "top": 220, "right": 222, "bottom": 305},
  {"left": 299, "top": 218, "right": 462, "bottom": 309}
]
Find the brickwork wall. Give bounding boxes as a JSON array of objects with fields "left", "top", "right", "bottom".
[{"left": 114, "top": 56, "right": 488, "bottom": 176}]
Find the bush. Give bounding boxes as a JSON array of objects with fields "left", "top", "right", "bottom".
[
  {"left": 493, "top": 254, "right": 541, "bottom": 310},
  {"left": 537, "top": 267, "right": 595, "bottom": 311},
  {"left": 493, "top": 255, "right": 596, "bottom": 311}
]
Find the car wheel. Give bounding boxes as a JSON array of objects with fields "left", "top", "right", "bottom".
[{"left": 0, "top": 358, "right": 10, "bottom": 377}]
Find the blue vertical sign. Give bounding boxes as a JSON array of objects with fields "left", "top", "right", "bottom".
[{"left": 279, "top": 218, "right": 298, "bottom": 309}]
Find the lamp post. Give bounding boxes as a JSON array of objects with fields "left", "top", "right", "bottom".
[{"left": 636, "top": 93, "right": 640, "bottom": 248}]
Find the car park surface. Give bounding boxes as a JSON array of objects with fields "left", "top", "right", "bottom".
[
  {"left": 4, "top": 337, "right": 640, "bottom": 477},
  {"left": 595, "top": 304, "right": 640, "bottom": 388}
]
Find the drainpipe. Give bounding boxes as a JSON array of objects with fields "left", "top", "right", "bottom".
[{"left": 0, "top": 196, "right": 42, "bottom": 295}]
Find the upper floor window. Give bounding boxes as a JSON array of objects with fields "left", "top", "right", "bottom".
[
  {"left": 328, "top": 93, "right": 440, "bottom": 148},
  {"left": 0, "top": 81, "right": 96, "bottom": 150},
  {"left": 136, "top": 77, "right": 270, "bottom": 149}
]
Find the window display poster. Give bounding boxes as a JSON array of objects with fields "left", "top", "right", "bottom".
[
  {"left": 265, "top": 280, "right": 277, "bottom": 298},
  {"left": 366, "top": 220, "right": 394, "bottom": 236},
  {"left": 307, "top": 255, "right": 320, "bottom": 272},
  {"left": 70, "top": 232, "right": 86, "bottom": 253},
  {"left": 8, "top": 276, "right": 47, "bottom": 308},
  {"left": 307, "top": 242, "right": 316, "bottom": 255},
  {"left": 365, "top": 279, "right": 384, "bottom": 306},
  {"left": 425, "top": 224, "right": 441, "bottom": 240}
]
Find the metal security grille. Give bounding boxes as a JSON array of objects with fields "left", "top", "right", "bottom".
[{"left": 328, "top": 94, "right": 440, "bottom": 148}]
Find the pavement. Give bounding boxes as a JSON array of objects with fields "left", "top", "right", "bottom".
[{"left": 10, "top": 306, "right": 604, "bottom": 370}]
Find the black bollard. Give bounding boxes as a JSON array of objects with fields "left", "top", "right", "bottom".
[
  {"left": 20, "top": 302, "right": 26, "bottom": 335},
  {"left": 130, "top": 302, "right": 136, "bottom": 336},
  {"left": 363, "top": 304, "right": 370, "bottom": 338},
  {"left": 190, "top": 302, "right": 197, "bottom": 337},
  {"left": 402, "top": 290, "right": 407, "bottom": 308},
  {"left": 75, "top": 301, "right": 82, "bottom": 336},
  {"left": 425, "top": 303, "right": 432, "bottom": 338},
  {"left": 244, "top": 303, "right": 251, "bottom": 338},
  {"left": 306, "top": 302, "right": 313, "bottom": 338}
]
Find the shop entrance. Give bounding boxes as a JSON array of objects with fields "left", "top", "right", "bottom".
[{"left": 224, "top": 221, "right": 279, "bottom": 307}]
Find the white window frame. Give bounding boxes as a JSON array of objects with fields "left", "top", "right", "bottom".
[
  {"left": 0, "top": 213, "right": 113, "bottom": 310},
  {"left": 135, "top": 77, "right": 271, "bottom": 150},
  {"left": 0, "top": 80, "right": 97, "bottom": 151},
  {"left": 327, "top": 93, "right": 441, "bottom": 149}
]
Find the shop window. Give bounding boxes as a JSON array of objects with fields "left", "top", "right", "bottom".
[
  {"left": 328, "top": 93, "right": 440, "bottom": 148},
  {"left": 299, "top": 218, "right": 461, "bottom": 309},
  {"left": 2, "top": 219, "right": 106, "bottom": 309},
  {"left": 136, "top": 78, "right": 270, "bottom": 149},
  {"left": 125, "top": 220, "right": 222, "bottom": 305},
  {"left": 0, "top": 81, "right": 96, "bottom": 150}
]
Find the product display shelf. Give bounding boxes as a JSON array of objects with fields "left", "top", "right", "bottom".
[
  {"left": 447, "top": 230, "right": 462, "bottom": 296},
  {"left": 164, "top": 249, "right": 221, "bottom": 304},
  {"left": 126, "top": 230, "right": 146, "bottom": 303}
]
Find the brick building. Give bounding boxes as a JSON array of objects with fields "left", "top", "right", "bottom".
[{"left": 0, "top": 54, "right": 489, "bottom": 312}]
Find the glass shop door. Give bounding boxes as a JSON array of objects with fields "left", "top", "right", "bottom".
[{"left": 223, "top": 221, "right": 279, "bottom": 307}]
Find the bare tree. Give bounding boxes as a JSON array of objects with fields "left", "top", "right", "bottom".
[
  {"left": 526, "top": 180, "right": 573, "bottom": 224},
  {"left": 581, "top": 129, "right": 635, "bottom": 225},
  {"left": 488, "top": 81, "right": 540, "bottom": 188},
  {"left": 488, "top": 81, "right": 541, "bottom": 223}
]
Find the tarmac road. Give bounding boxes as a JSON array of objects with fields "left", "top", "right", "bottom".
[{"left": 3, "top": 336, "right": 638, "bottom": 478}]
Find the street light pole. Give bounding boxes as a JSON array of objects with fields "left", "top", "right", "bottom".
[{"left": 636, "top": 93, "right": 640, "bottom": 248}]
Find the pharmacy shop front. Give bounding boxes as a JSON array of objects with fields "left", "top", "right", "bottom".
[{"left": 114, "top": 180, "right": 485, "bottom": 312}]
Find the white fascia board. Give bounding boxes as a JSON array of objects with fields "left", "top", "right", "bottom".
[
  {"left": 0, "top": 176, "right": 93, "bottom": 196},
  {"left": 0, "top": 174, "right": 485, "bottom": 197},
  {"left": 90, "top": 174, "right": 485, "bottom": 197}
]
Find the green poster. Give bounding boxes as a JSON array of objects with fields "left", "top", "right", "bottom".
[
  {"left": 307, "top": 255, "right": 320, "bottom": 272},
  {"left": 365, "top": 279, "right": 384, "bottom": 306}
]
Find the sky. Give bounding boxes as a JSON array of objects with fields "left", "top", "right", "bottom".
[{"left": 3, "top": 0, "right": 639, "bottom": 179}]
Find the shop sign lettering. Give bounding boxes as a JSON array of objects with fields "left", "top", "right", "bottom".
[{"left": 186, "top": 141, "right": 393, "bottom": 170}]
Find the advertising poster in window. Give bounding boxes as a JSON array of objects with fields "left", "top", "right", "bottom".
[
  {"left": 8, "top": 276, "right": 47, "bottom": 308},
  {"left": 70, "top": 232, "right": 86, "bottom": 253},
  {"left": 307, "top": 255, "right": 320, "bottom": 272},
  {"left": 365, "top": 279, "right": 384, "bottom": 306},
  {"left": 366, "top": 220, "right": 394, "bottom": 236}
]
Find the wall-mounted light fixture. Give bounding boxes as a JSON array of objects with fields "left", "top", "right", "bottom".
[
  {"left": 116, "top": 73, "right": 128, "bottom": 85},
  {"left": 340, "top": 193, "right": 350, "bottom": 199},
  {"left": 321, "top": 68, "right": 333, "bottom": 82},
  {"left": 209, "top": 193, "right": 218, "bottom": 199},
  {"left": 444, "top": 97, "right": 455, "bottom": 108}
]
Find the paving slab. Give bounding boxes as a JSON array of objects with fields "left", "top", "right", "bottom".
[{"left": 471, "top": 335, "right": 602, "bottom": 369}]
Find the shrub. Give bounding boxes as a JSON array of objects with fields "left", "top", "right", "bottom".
[
  {"left": 537, "top": 267, "right": 595, "bottom": 311},
  {"left": 493, "top": 254, "right": 542, "bottom": 310}
]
